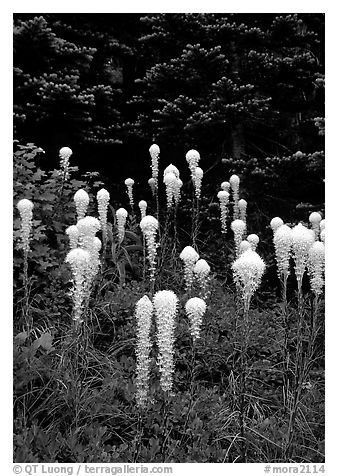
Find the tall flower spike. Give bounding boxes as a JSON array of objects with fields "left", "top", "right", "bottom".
[
  {"left": 239, "top": 240, "right": 252, "bottom": 254},
  {"left": 221, "top": 181, "right": 230, "bottom": 191},
  {"left": 270, "top": 217, "right": 284, "bottom": 234},
  {"left": 116, "top": 208, "right": 128, "bottom": 243},
  {"left": 229, "top": 174, "right": 240, "bottom": 220},
  {"left": 232, "top": 249, "right": 266, "bottom": 308},
  {"left": 125, "top": 178, "right": 135, "bottom": 209},
  {"left": 185, "top": 297, "right": 207, "bottom": 342},
  {"left": 273, "top": 224, "right": 292, "bottom": 280},
  {"left": 74, "top": 189, "right": 90, "bottom": 221},
  {"left": 307, "top": 241, "right": 325, "bottom": 295},
  {"left": 149, "top": 144, "right": 160, "bottom": 189},
  {"left": 138, "top": 200, "right": 147, "bottom": 219},
  {"left": 247, "top": 234, "right": 259, "bottom": 252},
  {"left": 140, "top": 215, "right": 159, "bottom": 282},
  {"left": 97, "top": 188, "right": 110, "bottom": 244},
  {"left": 148, "top": 178, "right": 156, "bottom": 196},
  {"left": 153, "top": 290, "right": 178, "bottom": 393},
  {"left": 65, "top": 248, "right": 91, "bottom": 324},
  {"left": 173, "top": 178, "right": 183, "bottom": 205},
  {"left": 164, "top": 163, "right": 180, "bottom": 179},
  {"left": 179, "top": 246, "right": 200, "bottom": 291},
  {"left": 163, "top": 172, "right": 176, "bottom": 209},
  {"left": 320, "top": 219, "right": 325, "bottom": 231},
  {"left": 17, "top": 199, "right": 34, "bottom": 254},
  {"left": 231, "top": 219, "right": 246, "bottom": 257},
  {"left": 217, "top": 190, "right": 230, "bottom": 234},
  {"left": 309, "top": 212, "right": 322, "bottom": 240},
  {"left": 66, "top": 225, "right": 79, "bottom": 249},
  {"left": 135, "top": 295, "right": 153, "bottom": 407},
  {"left": 238, "top": 199, "right": 247, "bottom": 226},
  {"left": 291, "top": 223, "right": 315, "bottom": 290},
  {"left": 59, "top": 146, "right": 72, "bottom": 180},
  {"left": 194, "top": 167, "right": 203, "bottom": 200},
  {"left": 194, "top": 258, "right": 211, "bottom": 299},
  {"left": 186, "top": 149, "right": 200, "bottom": 181}
]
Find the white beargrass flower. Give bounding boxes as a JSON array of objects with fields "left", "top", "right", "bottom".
[
  {"left": 307, "top": 241, "right": 325, "bottom": 295},
  {"left": 320, "top": 219, "right": 325, "bottom": 231},
  {"left": 138, "top": 200, "right": 147, "bottom": 219},
  {"left": 125, "top": 178, "right": 135, "bottom": 208},
  {"left": 194, "top": 259, "right": 211, "bottom": 299},
  {"left": 148, "top": 177, "right": 156, "bottom": 196},
  {"left": 135, "top": 295, "right": 153, "bottom": 407},
  {"left": 230, "top": 174, "right": 240, "bottom": 219},
  {"left": 194, "top": 167, "right": 203, "bottom": 199},
  {"left": 163, "top": 172, "right": 176, "bottom": 209},
  {"left": 239, "top": 240, "right": 252, "bottom": 254},
  {"left": 231, "top": 219, "right": 246, "bottom": 256},
  {"left": 273, "top": 224, "right": 292, "bottom": 280},
  {"left": 149, "top": 144, "right": 160, "bottom": 188},
  {"left": 270, "top": 217, "right": 284, "bottom": 234},
  {"left": 221, "top": 181, "right": 230, "bottom": 191},
  {"left": 320, "top": 229, "right": 325, "bottom": 244},
  {"left": 59, "top": 146, "right": 72, "bottom": 180},
  {"left": 180, "top": 246, "right": 200, "bottom": 290},
  {"left": 309, "top": 211, "right": 322, "bottom": 239},
  {"left": 247, "top": 234, "right": 259, "bottom": 251},
  {"left": 17, "top": 199, "right": 34, "bottom": 254},
  {"left": 116, "top": 208, "right": 128, "bottom": 243},
  {"left": 232, "top": 249, "right": 266, "bottom": 308},
  {"left": 186, "top": 149, "right": 200, "bottom": 180},
  {"left": 173, "top": 178, "right": 183, "bottom": 205},
  {"left": 153, "top": 290, "right": 178, "bottom": 392},
  {"left": 76, "top": 217, "right": 101, "bottom": 285},
  {"left": 65, "top": 247, "right": 90, "bottom": 324},
  {"left": 66, "top": 225, "right": 79, "bottom": 249},
  {"left": 96, "top": 188, "right": 110, "bottom": 243},
  {"left": 238, "top": 199, "right": 247, "bottom": 225},
  {"left": 217, "top": 190, "right": 230, "bottom": 234},
  {"left": 140, "top": 215, "right": 159, "bottom": 281},
  {"left": 74, "top": 189, "right": 90, "bottom": 221},
  {"left": 164, "top": 163, "right": 180, "bottom": 179},
  {"left": 185, "top": 297, "right": 207, "bottom": 342},
  {"left": 291, "top": 223, "right": 315, "bottom": 289}
]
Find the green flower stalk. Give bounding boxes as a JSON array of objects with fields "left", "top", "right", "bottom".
[
  {"left": 179, "top": 246, "right": 200, "bottom": 291},
  {"left": 97, "top": 188, "right": 110, "bottom": 245},
  {"left": 217, "top": 190, "right": 230, "bottom": 234},
  {"left": 185, "top": 297, "right": 207, "bottom": 342},
  {"left": 135, "top": 295, "right": 153, "bottom": 407},
  {"left": 153, "top": 290, "right": 179, "bottom": 393},
  {"left": 125, "top": 178, "right": 135, "bottom": 209},
  {"left": 74, "top": 189, "right": 90, "bottom": 221},
  {"left": 230, "top": 174, "right": 240, "bottom": 220},
  {"left": 116, "top": 208, "right": 128, "bottom": 243}
]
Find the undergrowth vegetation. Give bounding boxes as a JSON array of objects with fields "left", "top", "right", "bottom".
[{"left": 13, "top": 142, "right": 325, "bottom": 464}]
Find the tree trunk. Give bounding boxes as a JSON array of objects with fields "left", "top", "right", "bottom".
[{"left": 231, "top": 123, "right": 245, "bottom": 160}]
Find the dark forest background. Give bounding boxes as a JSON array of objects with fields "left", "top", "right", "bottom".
[{"left": 13, "top": 13, "right": 324, "bottom": 216}]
